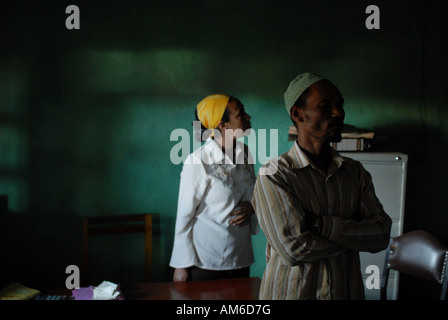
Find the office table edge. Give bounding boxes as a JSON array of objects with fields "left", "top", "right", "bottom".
[{"left": 120, "top": 277, "right": 261, "bottom": 300}]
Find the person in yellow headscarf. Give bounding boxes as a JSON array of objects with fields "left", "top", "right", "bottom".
[{"left": 169, "top": 94, "right": 258, "bottom": 282}]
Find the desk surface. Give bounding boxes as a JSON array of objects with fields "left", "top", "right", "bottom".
[{"left": 120, "top": 277, "right": 261, "bottom": 300}]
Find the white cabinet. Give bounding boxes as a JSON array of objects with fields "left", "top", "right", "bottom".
[{"left": 340, "top": 152, "right": 408, "bottom": 300}]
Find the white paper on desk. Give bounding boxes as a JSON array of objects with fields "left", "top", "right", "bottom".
[{"left": 93, "top": 281, "right": 120, "bottom": 300}]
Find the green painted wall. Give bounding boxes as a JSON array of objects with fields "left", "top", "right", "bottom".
[{"left": 1, "top": 1, "right": 447, "bottom": 299}]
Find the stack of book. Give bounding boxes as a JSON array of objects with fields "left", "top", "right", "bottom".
[{"left": 288, "top": 124, "right": 375, "bottom": 151}]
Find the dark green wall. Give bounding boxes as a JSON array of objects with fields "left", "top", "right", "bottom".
[{"left": 1, "top": 0, "right": 447, "bottom": 299}]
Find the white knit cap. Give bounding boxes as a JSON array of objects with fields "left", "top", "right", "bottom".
[{"left": 284, "top": 73, "right": 324, "bottom": 113}]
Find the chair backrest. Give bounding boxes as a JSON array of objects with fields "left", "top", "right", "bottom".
[
  {"left": 82, "top": 214, "right": 153, "bottom": 285},
  {"left": 381, "top": 230, "right": 448, "bottom": 300}
]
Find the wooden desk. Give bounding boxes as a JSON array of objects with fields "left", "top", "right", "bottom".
[{"left": 120, "top": 277, "right": 261, "bottom": 300}]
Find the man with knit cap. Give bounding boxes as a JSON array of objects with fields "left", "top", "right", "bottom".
[{"left": 252, "top": 73, "right": 392, "bottom": 299}]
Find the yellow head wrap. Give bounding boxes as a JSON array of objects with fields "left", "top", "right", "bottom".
[{"left": 196, "top": 94, "right": 230, "bottom": 137}]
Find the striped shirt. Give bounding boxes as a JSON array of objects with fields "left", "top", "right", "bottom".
[{"left": 252, "top": 142, "right": 392, "bottom": 299}]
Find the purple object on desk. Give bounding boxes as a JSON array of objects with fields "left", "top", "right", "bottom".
[{"left": 72, "top": 286, "right": 94, "bottom": 300}]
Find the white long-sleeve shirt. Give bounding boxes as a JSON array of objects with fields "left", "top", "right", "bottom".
[{"left": 169, "top": 137, "right": 258, "bottom": 270}]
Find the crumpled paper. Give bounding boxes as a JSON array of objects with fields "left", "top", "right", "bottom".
[{"left": 93, "top": 281, "right": 120, "bottom": 300}]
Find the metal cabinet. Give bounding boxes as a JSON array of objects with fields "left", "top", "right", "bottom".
[{"left": 340, "top": 152, "right": 408, "bottom": 300}]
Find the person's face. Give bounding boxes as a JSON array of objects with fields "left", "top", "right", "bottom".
[
  {"left": 222, "top": 98, "right": 252, "bottom": 137},
  {"left": 295, "top": 80, "right": 345, "bottom": 143}
]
